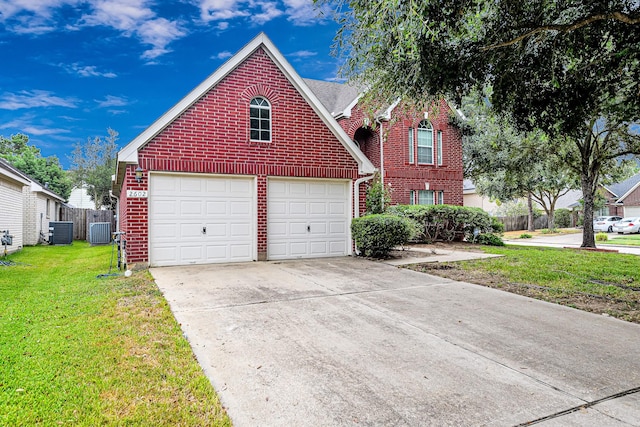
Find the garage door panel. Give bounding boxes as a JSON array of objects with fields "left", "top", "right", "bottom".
[
  {"left": 625, "top": 207, "right": 640, "bottom": 217},
  {"left": 179, "top": 200, "right": 204, "bottom": 216},
  {"left": 289, "top": 202, "right": 307, "bottom": 215},
  {"left": 309, "top": 202, "right": 327, "bottom": 215},
  {"left": 268, "top": 179, "right": 350, "bottom": 260},
  {"left": 230, "top": 201, "right": 251, "bottom": 215},
  {"left": 149, "top": 174, "right": 255, "bottom": 266}
]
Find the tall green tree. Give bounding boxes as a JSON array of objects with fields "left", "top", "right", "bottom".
[
  {"left": 0, "top": 134, "right": 72, "bottom": 200},
  {"left": 69, "top": 129, "right": 119, "bottom": 210},
  {"left": 318, "top": 0, "right": 640, "bottom": 247}
]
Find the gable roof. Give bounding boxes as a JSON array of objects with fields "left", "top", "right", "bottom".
[
  {"left": 303, "top": 79, "right": 362, "bottom": 118},
  {"left": 0, "top": 158, "right": 65, "bottom": 201},
  {"left": 113, "top": 33, "right": 375, "bottom": 190},
  {"left": 606, "top": 173, "right": 640, "bottom": 203},
  {"left": 0, "top": 158, "right": 30, "bottom": 187}
]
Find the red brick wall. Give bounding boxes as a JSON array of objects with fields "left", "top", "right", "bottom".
[
  {"left": 338, "top": 99, "right": 463, "bottom": 207},
  {"left": 121, "top": 47, "right": 362, "bottom": 263}
]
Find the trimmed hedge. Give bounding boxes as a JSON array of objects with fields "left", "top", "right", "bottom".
[
  {"left": 387, "top": 204, "right": 496, "bottom": 242},
  {"left": 351, "top": 214, "right": 413, "bottom": 258}
]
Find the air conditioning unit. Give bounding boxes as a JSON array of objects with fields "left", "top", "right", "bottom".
[
  {"left": 49, "top": 221, "right": 73, "bottom": 245},
  {"left": 89, "top": 222, "right": 111, "bottom": 245}
]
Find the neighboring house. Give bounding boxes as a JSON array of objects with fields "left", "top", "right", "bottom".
[
  {"left": 112, "top": 33, "right": 463, "bottom": 268},
  {"left": 0, "top": 158, "right": 29, "bottom": 254},
  {"left": 0, "top": 158, "right": 66, "bottom": 249},
  {"left": 463, "top": 180, "right": 500, "bottom": 215},
  {"left": 602, "top": 173, "right": 640, "bottom": 217},
  {"left": 68, "top": 186, "right": 107, "bottom": 209}
]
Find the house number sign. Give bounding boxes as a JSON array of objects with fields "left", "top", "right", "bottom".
[{"left": 127, "top": 190, "right": 148, "bottom": 198}]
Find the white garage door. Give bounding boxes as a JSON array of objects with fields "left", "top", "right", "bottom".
[
  {"left": 149, "top": 174, "right": 255, "bottom": 267},
  {"left": 268, "top": 178, "right": 350, "bottom": 260},
  {"left": 624, "top": 206, "right": 640, "bottom": 217}
]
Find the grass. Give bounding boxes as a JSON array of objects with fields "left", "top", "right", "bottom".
[
  {"left": 502, "top": 227, "right": 581, "bottom": 239},
  {"left": 406, "top": 244, "right": 640, "bottom": 323},
  {"left": 0, "top": 243, "right": 231, "bottom": 426},
  {"left": 601, "top": 234, "right": 640, "bottom": 246}
]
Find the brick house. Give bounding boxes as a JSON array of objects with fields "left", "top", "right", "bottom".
[
  {"left": 601, "top": 173, "right": 640, "bottom": 217},
  {"left": 112, "top": 33, "right": 463, "bottom": 268}
]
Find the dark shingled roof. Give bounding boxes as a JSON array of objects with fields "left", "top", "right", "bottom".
[
  {"left": 607, "top": 173, "right": 640, "bottom": 201},
  {"left": 303, "top": 78, "right": 361, "bottom": 117}
]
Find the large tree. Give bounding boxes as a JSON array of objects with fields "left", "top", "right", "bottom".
[
  {"left": 0, "top": 133, "right": 72, "bottom": 200},
  {"left": 69, "top": 128, "right": 119, "bottom": 210},
  {"left": 318, "top": 0, "right": 640, "bottom": 247}
]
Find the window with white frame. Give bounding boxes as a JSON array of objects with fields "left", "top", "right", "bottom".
[
  {"left": 438, "top": 190, "right": 444, "bottom": 204},
  {"left": 250, "top": 97, "right": 271, "bottom": 141},
  {"left": 437, "top": 130, "right": 443, "bottom": 165},
  {"left": 409, "top": 190, "right": 415, "bottom": 205},
  {"left": 417, "top": 120, "right": 433, "bottom": 164},
  {"left": 408, "top": 127, "right": 414, "bottom": 164},
  {"left": 46, "top": 199, "right": 50, "bottom": 218},
  {"left": 418, "top": 190, "right": 435, "bottom": 205}
]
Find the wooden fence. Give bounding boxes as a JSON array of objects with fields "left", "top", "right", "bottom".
[
  {"left": 496, "top": 215, "right": 549, "bottom": 232},
  {"left": 59, "top": 207, "right": 116, "bottom": 241}
]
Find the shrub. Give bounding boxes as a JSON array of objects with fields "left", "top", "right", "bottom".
[
  {"left": 476, "top": 233, "right": 505, "bottom": 246},
  {"left": 365, "top": 174, "right": 391, "bottom": 214},
  {"left": 387, "top": 204, "right": 493, "bottom": 243},
  {"left": 519, "top": 233, "right": 532, "bottom": 239},
  {"left": 351, "top": 214, "right": 412, "bottom": 258},
  {"left": 490, "top": 216, "right": 505, "bottom": 234},
  {"left": 555, "top": 209, "right": 572, "bottom": 228},
  {"left": 596, "top": 232, "right": 608, "bottom": 242}
]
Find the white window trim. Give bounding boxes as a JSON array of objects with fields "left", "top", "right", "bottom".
[
  {"left": 437, "top": 130, "right": 443, "bottom": 166},
  {"left": 417, "top": 120, "right": 434, "bottom": 165},
  {"left": 250, "top": 97, "right": 271, "bottom": 142},
  {"left": 408, "top": 127, "right": 414, "bottom": 164}
]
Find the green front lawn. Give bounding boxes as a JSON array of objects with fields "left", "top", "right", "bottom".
[
  {"left": 406, "top": 245, "right": 640, "bottom": 323},
  {"left": 601, "top": 234, "right": 640, "bottom": 246},
  {"left": 0, "top": 243, "right": 231, "bottom": 426}
]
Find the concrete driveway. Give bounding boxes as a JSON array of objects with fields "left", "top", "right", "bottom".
[{"left": 151, "top": 257, "right": 640, "bottom": 426}]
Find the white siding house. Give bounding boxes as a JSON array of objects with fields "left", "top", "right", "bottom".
[{"left": 0, "top": 159, "right": 29, "bottom": 253}]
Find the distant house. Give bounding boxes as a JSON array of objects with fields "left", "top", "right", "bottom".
[
  {"left": 463, "top": 180, "right": 500, "bottom": 215},
  {"left": 112, "top": 33, "right": 464, "bottom": 268},
  {"left": 0, "top": 158, "right": 29, "bottom": 254},
  {"left": 0, "top": 158, "right": 66, "bottom": 250},
  {"left": 68, "top": 186, "right": 108, "bottom": 210},
  {"left": 602, "top": 173, "right": 640, "bottom": 217}
]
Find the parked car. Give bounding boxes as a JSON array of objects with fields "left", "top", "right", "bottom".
[
  {"left": 612, "top": 217, "right": 640, "bottom": 234},
  {"left": 593, "top": 216, "right": 623, "bottom": 232}
]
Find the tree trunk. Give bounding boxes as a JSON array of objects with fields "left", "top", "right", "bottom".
[
  {"left": 581, "top": 172, "right": 596, "bottom": 248},
  {"left": 527, "top": 192, "right": 535, "bottom": 232}
]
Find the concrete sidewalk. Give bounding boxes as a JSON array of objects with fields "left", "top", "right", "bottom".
[
  {"left": 152, "top": 257, "right": 640, "bottom": 426},
  {"left": 504, "top": 231, "right": 640, "bottom": 255},
  {"left": 384, "top": 246, "right": 502, "bottom": 266}
]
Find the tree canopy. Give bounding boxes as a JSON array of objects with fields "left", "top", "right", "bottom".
[
  {"left": 69, "top": 129, "right": 119, "bottom": 210},
  {"left": 319, "top": 0, "right": 640, "bottom": 246},
  {"left": 0, "top": 134, "right": 72, "bottom": 200}
]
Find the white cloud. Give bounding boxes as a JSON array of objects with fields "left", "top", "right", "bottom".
[
  {"left": 250, "top": 1, "right": 283, "bottom": 25},
  {"left": 95, "top": 95, "right": 129, "bottom": 108},
  {"left": 283, "top": 0, "right": 330, "bottom": 26},
  {"left": 62, "top": 63, "right": 118, "bottom": 78},
  {"left": 0, "top": 90, "right": 79, "bottom": 110},
  {"left": 2, "top": 0, "right": 186, "bottom": 60},
  {"left": 0, "top": 115, "right": 71, "bottom": 136},
  {"left": 216, "top": 21, "right": 229, "bottom": 30},
  {"left": 287, "top": 49, "right": 317, "bottom": 59},
  {"left": 213, "top": 51, "right": 233, "bottom": 60}
]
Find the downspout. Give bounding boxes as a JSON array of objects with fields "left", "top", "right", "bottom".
[
  {"left": 109, "top": 190, "right": 120, "bottom": 232},
  {"left": 353, "top": 174, "right": 376, "bottom": 256},
  {"left": 353, "top": 174, "right": 376, "bottom": 218},
  {"left": 376, "top": 118, "right": 385, "bottom": 212}
]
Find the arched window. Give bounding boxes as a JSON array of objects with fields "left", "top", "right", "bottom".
[
  {"left": 417, "top": 120, "right": 433, "bottom": 164},
  {"left": 250, "top": 97, "right": 271, "bottom": 141}
]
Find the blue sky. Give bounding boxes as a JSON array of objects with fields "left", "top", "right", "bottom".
[{"left": 0, "top": 0, "right": 343, "bottom": 168}]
